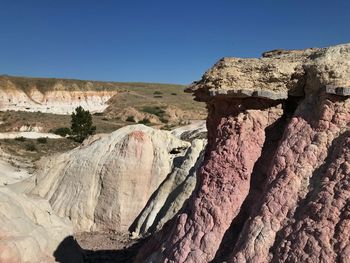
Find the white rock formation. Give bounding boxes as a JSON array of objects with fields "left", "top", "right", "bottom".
[
  {"left": 0, "top": 148, "right": 33, "bottom": 186},
  {"left": 28, "top": 125, "right": 190, "bottom": 232},
  {"left": 0, "top": 82, "right": 116, "bottom": 114},
  {"left": 0, "top": 186, "right": 80, "bottom": 263},
  {"left": 130, "top": 139, "right": 206, "bottom": 237},
  {"left": 171, "top": 120, "right": 207, "bottom": 141},
  {"left": 0, "top": 132, "right": 62, "bottom": 139},
  {"left": 17, "top": 125, "right": 43, "bottom": 132}
]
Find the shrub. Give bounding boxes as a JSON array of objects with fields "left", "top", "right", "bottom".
[
  {"left": 141, "top": 106, "right": 166, "bottom": 118},
  {"left": 37, "top": 137, "right": 47, "bottom": 144},
  {"left": 71, "top": 106, "right": 96, "bottom": 143},
  {"left": 15, "top": 136, "right": 26, "bottom": 142},
  {"left": 160, "top": 118, "right": 169, "bottom": 124},
  {"left": 126, "top": 116, "right": 136, "bottom": 122},
  {"left": 25, "top": 142, "right": 37, "bottom": 151},
  {"left": 171, "top": 92, "right": 177, "bottom": 96},
  {"left": 153, "top": 91, "right": 163, "bottom": 95},
  {"left": 138, "top": 118, "right": 151, "bottom": 125},
  {"left": 53, "top": 127, "right": 71, "bottom": 137}
]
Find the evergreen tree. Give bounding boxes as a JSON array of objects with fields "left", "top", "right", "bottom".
[{"left": 71, "top": 106, "right": 96, "bottom": 142}]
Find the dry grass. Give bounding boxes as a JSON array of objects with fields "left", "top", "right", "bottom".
[
  {"left": 0, "top": 137, "right": 80, "bottom": 162},
  {"left": 0, "top": 75, "right": 207, "bottom": 158}
]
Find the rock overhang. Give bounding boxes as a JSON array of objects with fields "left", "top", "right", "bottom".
[{"left": 188, "top": 43, "right": 350, "bottom": 102}]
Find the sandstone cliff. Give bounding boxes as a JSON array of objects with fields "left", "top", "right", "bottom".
[
  {"left": 136, "top": 43, "right": 350, "bottom": 262},
  {"left": 0, "top": 76, "right": 117, "bottom": 114}
]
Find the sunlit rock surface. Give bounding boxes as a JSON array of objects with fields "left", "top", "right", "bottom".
[{"left": 136, "top": 43, "right": 350, "bottom": 262}]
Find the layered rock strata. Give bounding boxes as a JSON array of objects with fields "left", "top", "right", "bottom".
[
  {"left": 0, "top": 76, "right": 116, "bottom": 114},
  {"left": 136, "top": 43, "right": 350, "bottom": 262}
]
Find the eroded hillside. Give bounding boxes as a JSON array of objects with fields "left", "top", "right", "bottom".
[{"left": 0, "top": 75, "right": 206, "bottom": 134}]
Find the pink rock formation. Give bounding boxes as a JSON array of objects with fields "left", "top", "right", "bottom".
[
  {"left": 135, "top": 43, "right": 350, "bottom": 262},
  {"left": 231, "top": 94, "right": 350, "bottom": 263}
]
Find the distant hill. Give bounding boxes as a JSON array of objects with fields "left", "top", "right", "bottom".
[{"left": 0, "top": 74, "right": 206, "bottom": 134}]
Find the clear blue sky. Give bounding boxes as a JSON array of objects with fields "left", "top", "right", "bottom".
[{"left": 0, "top": 0, "right": 349, "bottom": 84}]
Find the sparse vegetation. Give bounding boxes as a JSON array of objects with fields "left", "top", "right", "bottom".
[
  {"left": 37, "top": 137, "right": 48, "bottom": 144},
  {"left": 141, "top": 106, "right": 166, "bottom": 118},
  {"left": 15, "top": 136, "right": 26, "bottom": 142},
  {"left": 0, "top": 75, "right": 206, "bottom": 133},
  {"left": 25, "top": 142, "right": 37, "bottom": 152},
  {"left": 138, "top": 118, "right": 151, "bottom": 125},
  {"left": 126, "top": 116, "right": 136, "bottom": 122},
  {"left": 0, "top": 137, "right": 80, "bottom": 162},
  {"left": 71, "top": 106, "right": 96, "bottom": 142},
  {"left": 53, "top": 127, "right": 71, "bottom": 137}
]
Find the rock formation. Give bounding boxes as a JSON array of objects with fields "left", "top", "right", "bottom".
[
  {"left": 130, "top": 139, "right": 206, "bottom": 237},
  {"left": 27, "top": 125, "right": 191, "bottom": 232},
  {"left": 0, "top": 186, "right": 81, "bottom": 263},
  {"left": 171, "top": 121, "right": 207, "bottom": 141},
  {"left": 0, "top": 76, "right": 116, "bottom": 114},
  {"left": 135, "top": 43, "right": 350, "bottom": 262}
]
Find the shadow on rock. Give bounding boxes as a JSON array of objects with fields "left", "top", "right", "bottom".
[
  {"left": 53, "top": 236, "right": 84, "bottom": 263},
  {"left": 82, "top": 239, "right": 146, "bottom": 263}
]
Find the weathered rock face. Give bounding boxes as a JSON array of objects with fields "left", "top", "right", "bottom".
[
  {"left": 171, "top": 121, "right": 207, "bottom": 141},
  {"left": 136, "top": 43, "right": 350, "bottom": 262},
  {"left": 130, "top": 139, "right": 206, "bottom": 237},
  {"left": 27, "top": 125, "right": 190, "bottom": 232},
  {"left": 0, "top": 76, "right": 116, "bottom": 114},
  {"left": 0, "top": 186, "right": 81, "bottom": 263}
]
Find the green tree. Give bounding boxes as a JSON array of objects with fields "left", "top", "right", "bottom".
[{"left": 71, "top": 106, "right": 96, "bottom": 142}]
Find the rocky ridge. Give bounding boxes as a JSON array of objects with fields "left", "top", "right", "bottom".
[{"left": 136, "top": 43, "right": 350, "bottom": 262}]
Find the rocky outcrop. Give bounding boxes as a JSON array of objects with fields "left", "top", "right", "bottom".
[
  {"left": 0, "top": 76, "right": 116, "bottom": 114},
  {"left": 0, "top": 186, "right": 81, "bottom": 263},
  {"left": 171, "top": 121, "right": 207, "bottom": 141},
  {"left": 136, "top": 43, "right": 350, "bottom": 262},
  {"left": 27, "top": 125, "right": 190, "bottom": 232},
  {"left": 130, "top": 139, "right": 206, "bottom": 237}
]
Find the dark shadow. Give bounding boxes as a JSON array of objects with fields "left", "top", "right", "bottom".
[
  {"left": 81, "top": 237, "right": 148, "bottom": 263},
  {"left": 53, "top": 236, "right": 84, "bottom": 263},
  {"left": 54, "top": 235, "right": 148, "bottom": 263}
]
